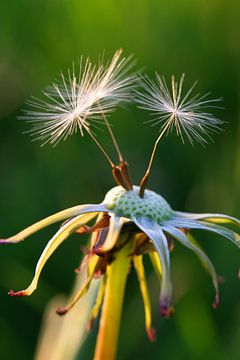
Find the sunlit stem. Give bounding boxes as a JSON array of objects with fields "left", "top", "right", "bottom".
[
  {"left": 100, "top": 109, "right": 124, "bottom": 163},
  {"left": 94, "top": 236, "right": 131, "bottom": 360},
  {"left": 88, "top": 130, "right": 115, "bottom": 167},
  {"left": 139, "top": 127, "right": 168, "bottom": 197}
]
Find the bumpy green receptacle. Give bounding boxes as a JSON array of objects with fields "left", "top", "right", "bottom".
[{"left": 103, "top": 185, "right": 173, "bottom": 223}]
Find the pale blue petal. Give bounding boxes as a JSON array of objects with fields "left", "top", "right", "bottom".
[
  {"left": 165, "top": 218, "right": 240, "bottom": 248},
  {"left": 96, "top": 214, "right": 127, "bottom": 252},
  {"left": 133, "top": 217, "right": 172, "bottom": 313},
  {"left": 163, "top": 225, "right": 219, "bottom": 306},
  {"left": 174, "top": 211, "right": 240, "bottom": 226}
]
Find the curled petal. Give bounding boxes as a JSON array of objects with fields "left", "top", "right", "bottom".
[
  {"left": 163, "top": 225, "right": 219, "bottom": 307},
  {"left": 89, "top": 213, "right": 108, "bottom": 248},
  {"left": 57, "top": 255, "right": 99, "bottom": 315},
  {"left": 9, "top": 212, "right": 98, "bottom": 297},
  {"left": 0, "top": 204, "right": 107, "bottom": 244},
  {"left": 134, "top": 217, "right": 172, "bottom": 316},
  {"left": 95, "top": 214, "right": 127, "bottom": 253},
  {"left": 133, "top": 254, "right": 156, "bottom": 341},
  {"left": 76, "top": 213, "right": 109, "bottom": 235},
  {"left": 165, "top": 218, "right": 240, "bottom": 248},
  {"left": 174, "top": 211, "right": 240, "bottom": 226}
]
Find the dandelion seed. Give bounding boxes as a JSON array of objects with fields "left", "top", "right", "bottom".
[
  {"left": 136, "top": 74, "right": 224, "bottom": 196},
  {"left": 136, "top": 73, "right": 223, "bottom": 145},
  {"left": 22, "top": 49, "right": 137, "bottom": 147}
]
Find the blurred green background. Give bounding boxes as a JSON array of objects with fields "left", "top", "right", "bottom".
[{"left": 0, "top": 0, "right": 240, "bottom": 359}]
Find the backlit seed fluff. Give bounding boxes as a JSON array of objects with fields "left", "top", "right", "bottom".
[
  {"left": 22, "top": 49, "right": 137, "bottom": 146},
  {"left": 136, "top": 73, "right": 223, "bottom": 145}
]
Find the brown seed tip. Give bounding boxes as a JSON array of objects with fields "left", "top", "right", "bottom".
[
  {"left": 86, "top": 319, "right": 94, "bottom": 332},
  {"left": 147, "top": 327, "right": 156, "bottom": 342},
  {"left": 212, "top": 293, "right": 220, "bottom": 309},
  {"left": 160, "top": 304, "right": 174, "bottom": 318},
  {"left": 8, "top": 289, "right": 26, "bottom": 297},
  {"left": 0, "top": 239, "right": 12, "bottom": 245},
  {"left": 56, "top": 307, "right": 68, "bottom": 316},
  {"left": 74, "top": 267, "right": 81, "bottom": 273}
]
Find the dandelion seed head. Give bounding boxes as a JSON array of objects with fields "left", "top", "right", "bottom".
[
  {"left": 104, "top": 185, "right": 173, "bottom": 222},
  {"left": 136, "top": 73, "right": 223, "bottom": 145},
  {"left": 22, "top": 49, "right": 137, "bottom": 146}
]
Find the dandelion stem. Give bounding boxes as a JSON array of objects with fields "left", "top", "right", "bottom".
[
  {"left": 88, "top": 131, "right": 115, "bottom": 167},
  {"left": 100, "top": 107, "right": 124, "bottom": 163},
  {"left": 139, "top": 127, "right": 167, "bottom": 197},
  {"left": 94, "top": 237, "right": 131, "bottom": 360}
]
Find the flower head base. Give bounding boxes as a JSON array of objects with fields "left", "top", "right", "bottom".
[{"left": 104, "top": 185, "right": 173, "bottom": 222}]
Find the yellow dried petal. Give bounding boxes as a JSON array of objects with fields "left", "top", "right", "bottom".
[{"left": 133, "top": 255, "right": 156, "bottom": 341}]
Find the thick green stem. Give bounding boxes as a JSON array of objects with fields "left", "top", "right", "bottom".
[{"left": 94, "top": 239, "right": 131, "bottom": 360}]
